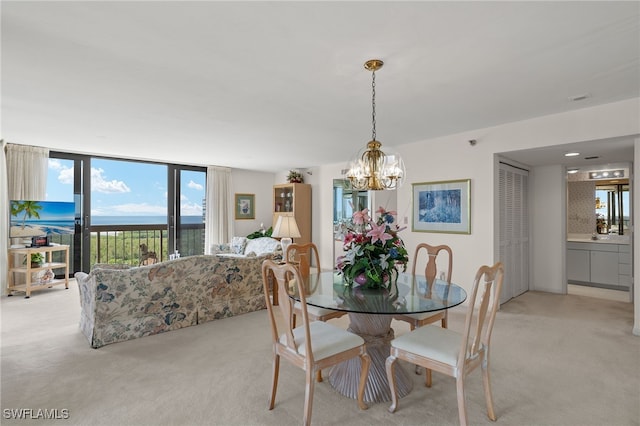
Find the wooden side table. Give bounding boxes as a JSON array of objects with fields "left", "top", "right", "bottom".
[{"left": 7, "top": 245, "right": 70, "bottom": 298}]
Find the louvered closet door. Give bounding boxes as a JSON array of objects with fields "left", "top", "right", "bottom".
[{"left": 499, "top": 163, "right": 530, "bottom": 303}]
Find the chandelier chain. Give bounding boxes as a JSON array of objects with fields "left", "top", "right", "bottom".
[{"left": 371, "top": 70, "right": 376, "bottom": 141}]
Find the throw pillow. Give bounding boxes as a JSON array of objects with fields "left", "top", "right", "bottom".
[
  {"left": 231, "top": 236, "right": 248, "bottom": 254},
  {"left": 210, "top": 243, "right": 231, "bottom": 254}
]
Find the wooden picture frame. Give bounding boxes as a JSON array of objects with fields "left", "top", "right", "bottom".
[
  {"left": 235, "top": 193, "right": 255, "bottom": 220},
  {"left": 412, "top": 179, "right": 471, "bottom": 234}
]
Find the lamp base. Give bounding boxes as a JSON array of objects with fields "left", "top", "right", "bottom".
[{"left": 280, "top": 237, "right": 292, "bottom": 260}]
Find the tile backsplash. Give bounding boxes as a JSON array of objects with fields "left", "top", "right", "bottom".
[{"left": 568, "top": 181, "right": 596, "bottom": 234}]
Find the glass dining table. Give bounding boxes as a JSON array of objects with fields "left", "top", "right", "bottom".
[{"left": 289, "top": 271, "right": 467, "bottom": 403}]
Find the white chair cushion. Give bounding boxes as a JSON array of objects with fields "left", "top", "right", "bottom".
[
  {"left": 294, "top": 300, "right": 340, "bottom": 318},
  {"left": 280, "top": 321, "right": 364, "bottom": 361},
  {"left": 391, "top": 324, "right": 461, "bottom": 367}
]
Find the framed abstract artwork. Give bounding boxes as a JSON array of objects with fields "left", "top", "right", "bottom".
[
  {"left": 412, "top": 179, "right": 471, "bottom": 234},
  {"left": 235, "top": 193, "right": 255, "bottom": 220}
]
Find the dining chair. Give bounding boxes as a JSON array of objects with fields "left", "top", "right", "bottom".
[
  {"left": 287, "top": 242, "right": 347, "bottom": 325},
  {"left": 394, "top": 243, "right": 453, "bottom": 380},
  {"left": 385, "top": 262, "right": 504, "bottom": 426},
  {"left": 286, "top": 242, "right": 347, "bottom": 382},
  {"left": 261, "top": 259, "right": 371, "bottom": 426}
]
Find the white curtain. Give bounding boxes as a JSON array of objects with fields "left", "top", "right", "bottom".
[
  {"left": 204, "top": 166, "right": 233, "bottom": 253},
  {"left": 6, "top": 144, "right": 49, "bottom": 200},
  {"left": 1, "top": 141, "right": 9, "bottom": 295},
  {"left": 2, "top": 143, "right": 49, "bottom": 295}
]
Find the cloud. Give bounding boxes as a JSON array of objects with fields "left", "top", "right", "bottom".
[
  {"left": 187, "top": 180, "right": 203, "bottom": 191},
  {"left": 91, "top": 168, "right": 131, "bottom": 194},
  {"left": 181, "top": 201, "right": 203, "bottom": 216},
  {"left": 48, "top": 159, "right": 63, "bottom": 171},
  {"left": 49, "top": 159, "right": 73, "bottom": 184}
]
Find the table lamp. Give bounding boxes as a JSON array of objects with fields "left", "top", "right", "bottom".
[{"left": 272, "top": 215, "right": 301, "bottom": 257}]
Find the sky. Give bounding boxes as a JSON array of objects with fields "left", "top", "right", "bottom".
[{"left": 45, "top": 158, "right": 205, "bottom": 217}]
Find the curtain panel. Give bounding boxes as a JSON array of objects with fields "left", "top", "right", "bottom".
[
  {"left": 1, "top": 141, "right": 9, "bottom": 295},
  {"left": 6, "top": 144, "right": 49, "bottom": 200},
  {"left": 204, "top": 166, "right": 233, "bottom": 253}
]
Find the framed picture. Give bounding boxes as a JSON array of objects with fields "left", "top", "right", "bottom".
[
  {"left": 235, "top": 193, "right": 255, "bottom": 220},
  {"left": 412, "top": 179, "right": 471, "bottom": 234}
]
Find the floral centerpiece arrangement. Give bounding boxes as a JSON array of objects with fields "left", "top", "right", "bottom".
[{"left": 337, "top": 207, "right": 409, "bottom": 289}]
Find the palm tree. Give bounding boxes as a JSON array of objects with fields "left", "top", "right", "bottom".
[{"left": 10, "top": 201, "right": 43, "bottom": 229}]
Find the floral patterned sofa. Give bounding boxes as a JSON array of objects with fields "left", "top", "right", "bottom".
[{"left": 75, "top": 253, "right": 271, "bottom": 348}]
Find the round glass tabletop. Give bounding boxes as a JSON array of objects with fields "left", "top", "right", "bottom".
[{"left": 290, "top": 271, "right": 467, "bottom": 315}]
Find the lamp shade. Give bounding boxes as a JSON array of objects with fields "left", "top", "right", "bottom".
[{"left": 272, "top": 215, "right": 301, "bottom": 239}]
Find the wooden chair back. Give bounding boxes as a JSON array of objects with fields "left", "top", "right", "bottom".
[
  {"left": 286, "top": 242, "right": 321, "bottom": 279},
  {"left": 458, "top": 262, "right": 504, "bottom": 369},
  {"left": 411, "top": 242, "right": 453, "bottom": 285},
  {"left": 262, "top": 259, "right": 312, "bottom": 360}
]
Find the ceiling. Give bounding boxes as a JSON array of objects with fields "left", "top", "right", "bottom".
[{"left": 2, "top": 1, "right": 639, "bottom": 173}]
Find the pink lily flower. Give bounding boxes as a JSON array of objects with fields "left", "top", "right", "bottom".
[
  {"left": 367, "top": 222, "right": 393, "bottom": 244},
  {"left": 352, "top": 208, "right": 369, "bottom": 225}
]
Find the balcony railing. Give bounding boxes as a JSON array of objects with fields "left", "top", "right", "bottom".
[{"left": 49, "top": 223, "right": 205, "bottom": 271}]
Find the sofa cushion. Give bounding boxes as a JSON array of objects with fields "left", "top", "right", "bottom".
[{"left": 244, "top": 237, "right": 280, "bottom": 256}]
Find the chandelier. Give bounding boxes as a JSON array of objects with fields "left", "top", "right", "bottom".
[{"left": 346, "top": 59, "right": 405, "bottom": 191}]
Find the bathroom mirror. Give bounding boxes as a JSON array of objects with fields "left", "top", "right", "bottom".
[{"left": 595, "top": 180, "right": 629, "bottom": 235}]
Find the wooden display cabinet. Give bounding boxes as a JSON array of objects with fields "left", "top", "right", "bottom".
[
  {"left": 7, "top": 245, "right": 70, "bottom": 298},
  {"left": 273, "top": 183, "right": 311, "bottom": 245}
]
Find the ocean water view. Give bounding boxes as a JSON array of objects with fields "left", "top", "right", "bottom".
[
  {"left": 11, "top": 216, "right": 203, "bottom": 236},
  {"left": 91, "top": 216, "right": 203, "bottom": 225}
]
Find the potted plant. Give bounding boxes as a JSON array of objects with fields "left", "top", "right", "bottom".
[
  {"left": 29, "top": 252, "right": 45, "bottom": 268},
  {"left": 287, "top": 170, "right": 303, "bottom": 184}
]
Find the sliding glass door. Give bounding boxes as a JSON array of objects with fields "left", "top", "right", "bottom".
[
  {"left": 49, "top": 152, "right": 206, "bottom": 272},
  {"left": 169, "top": 165, "right": 206, "bottom": 257}
]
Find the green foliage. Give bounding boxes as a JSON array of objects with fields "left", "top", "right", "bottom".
[
  {"left": 23, "top": 252, "right": 44, "bottom": 266},
  {"left": 50, "top": 227, "right": 205, "bottom": 269},
  {"left": 247, "top": 227, "right": 272, "bottom": 239}
]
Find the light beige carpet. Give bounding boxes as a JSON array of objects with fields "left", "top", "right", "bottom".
[{"left": 1, "top": 281, "right": 638, "bottom": 426}]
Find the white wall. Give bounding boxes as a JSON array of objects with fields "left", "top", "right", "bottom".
[
  {"left": 312, "top": 98, "right": 639, "bottom": 332},
  {"left": 230, "top": 169, "right": 276, "bottom": 238},
  {"left": 530, "top": 164, "right": 566, "bottom": 293}
]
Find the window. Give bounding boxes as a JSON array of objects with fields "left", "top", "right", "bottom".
[{"left": 48, "top": 152, "right": 206, "bottom": 271}]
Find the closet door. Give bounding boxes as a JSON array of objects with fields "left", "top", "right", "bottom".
[{"left": 499, "top": 162, "right": 530, "bottom": 303}]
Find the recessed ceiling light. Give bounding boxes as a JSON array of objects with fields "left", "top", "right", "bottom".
[
  {"left": 565, "top": 152, "right": 580, "bottom": 157},
  {"left": 567, "top": 168, "right": 579, "bottom": 174}
]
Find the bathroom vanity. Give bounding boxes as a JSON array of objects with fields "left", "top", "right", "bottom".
[{"left": 567, "top": 234, "right": 631, "bottom": 290}]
